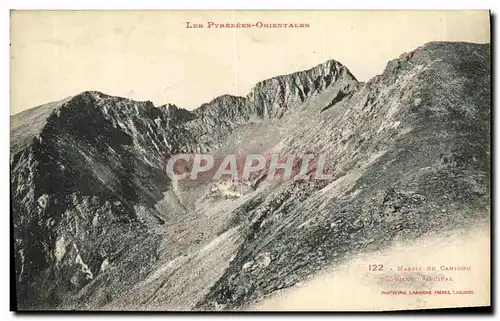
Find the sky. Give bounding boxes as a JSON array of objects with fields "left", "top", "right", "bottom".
[{"left": 10, "top": 10, "right": 490, "bottom": 115}]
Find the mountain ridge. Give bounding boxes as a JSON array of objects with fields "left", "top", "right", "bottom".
[
  {"left": 11, "top": 57, "right": 357, "bottom": 117},
  {"left": 10, "top": 41, "right": 491, "bottom": 310}
]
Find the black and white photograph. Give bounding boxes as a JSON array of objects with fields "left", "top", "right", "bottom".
[{"left": 9, "top": 10, "right": 492, "bottom": 312}]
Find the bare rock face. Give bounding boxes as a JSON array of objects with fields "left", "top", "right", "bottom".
[
  {"left": 245, "top": 59, "right": 358, "bottom": 119},
  {"left": 11, "top": 42, "right": 490, "bottom": 311},
  {"left": 185, "top": 60, "right": 359, "bottom": 149}
]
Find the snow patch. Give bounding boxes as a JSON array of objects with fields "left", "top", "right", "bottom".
[
  {"left": 54, "top": 237, "right": 66, "bottom": 263},
  {"left": 100, "top": 258, "right": 110, "bottom": 272}
]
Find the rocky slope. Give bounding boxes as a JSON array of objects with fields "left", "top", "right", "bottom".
[{"left": 10, "top": 41, "right": 490, "bottom": 310}]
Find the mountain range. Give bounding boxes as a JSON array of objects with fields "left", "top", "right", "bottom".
[{"left": 10, "top": 41, "right": 491, "bottom": 310}]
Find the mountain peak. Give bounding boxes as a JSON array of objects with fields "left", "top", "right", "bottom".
[{"left": 10, "top": 41, "right": 491, "bottom": 310}]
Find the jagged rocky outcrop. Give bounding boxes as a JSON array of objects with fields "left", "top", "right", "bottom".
[
  {"left": 184, "top": 59, "right": 358, "bottom": 149},
  {"left": 11, "top": 41, "right": 490, "bottom": 311}
]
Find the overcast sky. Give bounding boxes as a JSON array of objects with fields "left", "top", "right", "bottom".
[{"left": 10, "top": 10, "right": 490, "bottom": 115}]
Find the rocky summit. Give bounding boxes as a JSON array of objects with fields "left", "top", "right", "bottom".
[{"left": 10, "top": 42, "right": 491, "bottom": 310}]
